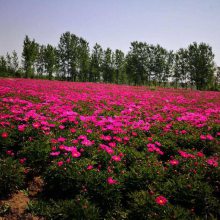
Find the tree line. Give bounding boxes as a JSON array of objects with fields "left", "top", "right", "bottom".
[{"left": 0, "top": 32, "right": 220, "bottom": 90}]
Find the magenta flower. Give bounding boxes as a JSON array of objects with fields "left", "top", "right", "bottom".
[
  {"left": 72, "top": 150, "right": 81, "bottom": 158},
  {"left": 155, "top": 196, "right": 168, "bottom": 206},
  {"left": 81, "top": 139, "right": 93, "bottom": 146},
  {"left": 170, "top": 159, "right": 179, "bottom": 166},
  {"left": 206, "top": 158, "right": 218, "bottom": 167},
  {"left": 50, "top": 151, "right": 60, "bottom": 156},
  {"left": 57, "top": 161, "right": 64, "bottom": 167},
  {"left": 87, "top": 165, "right": 93, "bottom": 170},
  {"left": 112, "top": 155, "right": 121, "bottom": 162},
  {"left": 2, "top": 132, "right": 8, "bottom": 138},
  {"left": 107, "top": 177, "right": 118, "bottom": 185}
]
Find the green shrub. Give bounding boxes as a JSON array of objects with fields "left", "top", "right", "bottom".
[
  {"left": 0, "top": 157, "right": 25, "bottom": 197},
  {"left": 27, "top": 197, "right": 100, "bottom": 220}
]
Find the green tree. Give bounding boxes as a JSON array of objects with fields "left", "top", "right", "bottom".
[
  {"left": 114, "top": 49, "right": 126, "bottom": 84},
  {"left": 6, "top": 52, "right": 12, "bottom": 73},
  {"left": 11, "top": 50, "right": 19, "bottom": 73},
  {"left": 44, "top": 44, "right": 57, "bottom": 80},
  {"left": 0, "top": 56, "right": 7, "bottom": 75},
  {"left": 89, "top": 43, "right": 103, "bottom": 82},
  {"left": 78, "top": 38, "right": 90, "bottom": 82},
  {"left": 150, "top": 45, "right": 168, "bottom": 86},
  {"left": 102, "top": 48, "right": 114, "bottom": 83},
  {"left": 126, "top": 41, "right": 151, "bottom": 85},
  {"left": 173, "top": 48, "right": 189, "bottom": 88},
  {"left": 163, "top": 50, "right": 174, "bottom": 86},
  {"left": 36, "top": 45, "right": 45, "bottom": 77},
  {"left": 22, "top": 35, "right": 39, "bottom": 78},
  {"left": 58, "top": 32, "right": 79, "bottom": 81},
  {"left": 187, "top": 42, "right": 215, "bottom": 90}
]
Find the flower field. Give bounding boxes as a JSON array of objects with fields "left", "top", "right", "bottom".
[{"left": 0, "top": 78, "right": 220, "bottom": 219}]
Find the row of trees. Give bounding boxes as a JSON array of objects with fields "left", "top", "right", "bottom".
[{"left": 0, "top": 32, "right": 219, "bottom": 90}]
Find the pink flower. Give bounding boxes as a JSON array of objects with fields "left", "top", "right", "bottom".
[
  {"left": 170, "top": 159, "right": 179, "bottom": 166},
  {"left": 57, "top": 161, "right": 64, "bottom": 167},
  {"left": 107, "top": 177, "right": 118, "bottom": 185},
  {"left": 50, "top": 151, "right": 60, "bottom": 156},
  {"left": 72, "top": 150, "right": 81, "bottom": 158},
  {"left": 180, "top": 130, "right": 187, "bottom": 134},
  {"left": 78, "top": 135, "right": 87, "bottom": 140},
  {"left": 206, "top": 134, "right": 214, "bottom": 141},
  {"left": 155, "top": 196, "right": 168, "bottom": 206},
  {"left": 19, "top": 158, "right": 26, "bottom": 164},
  {"left": 197, "top": 152, "right": 205, "bottom": 157},
  {"left": 32, "top": 122, "right": 40, "bottom": 129},
  {"left": 86, "top": 129, "right": 92, "bottom": 133},
  {"left": 58, "top": 137, "right": 66, "bottom": 142},
  {"left": 178, "top": 150, "right": 195, "bottom": 159},
  {"left": 200, "top": 135, "right": 206, "bottom": 140},
  {"left": 112, "top": 155, "right": 121, "bottom": 162},
  {"left": 206, "top": 158, "right": 218, "bottom": 167},
  {"left": 59, "top": 125, "right": 65, "bottom": 130},
  {"left": 70, "top": 128, "right": 76, "bottom": 133},
  {"left": 87, "top": 165, "right": 93, "bottom": 170},
  {"left": 6, "top": 150, "right": 14, "bottom": 156},
  {"left": 81, "top": 139, "right": 93, "bottom": 146},
  {"left": 1, "top": 132, "right": 8, "bottom": 138},
  {"left": 109, "top": 142, "right": 116, "bottom": 148},
  {"left": 18, "top": 125, "right": 26, "bottom": 132}
]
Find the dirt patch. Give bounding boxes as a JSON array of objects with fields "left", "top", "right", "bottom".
[
  {"left": 0, "top": 191, "right": 29, "bottom": 219},
  {"left": 28, "top": 177, "right": 44, "bottom": 197},
  {"left": 0, "top": 177, "right": 44, "bottom": 219}
]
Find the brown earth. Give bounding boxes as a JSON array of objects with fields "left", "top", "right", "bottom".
[{"left": 0, "top": 176, "right": 44, "bottom": 220}]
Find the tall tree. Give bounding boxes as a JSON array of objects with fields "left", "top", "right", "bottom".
[
  {"left": 102, "top": 48, "right": 114, "bottom": 83},
  {"left": 78, "top": 38, "right": 90, "bottom": 82},
  {"left": 0, "top": 56, "right": 7, "bottom": 74},
  {"left": 173, "top": 48, "right": 189, "bottom": 88},
  {"left": 150, "top": 45, "right": 167, "bottom": 85},
  {"left": 36, "top": 45, "right": 45, "bottom": 77},
  {"left": 22, "top": 35, "right": 39, "bottom": 78},
  {"left": 44, "top": 44, "right": 57, "bottom": 80},
  {"left": 163, "top": 50, "right": 174, "bottom": 86},
  {"left": 11, "top": 50, "right": 19, "bottom": 73},
  {"left": 126, "top": 41, "right": 151, "bottom": 85},
  {"left": 187, "top": 42, "right": 215, "bottom": 90},
  {"left": 58, "top": 32, "right": 79, "bottom": 81},
  {"left": 89, "top": 43, "right": 103, "bottom": 82},
  {"left": 6, "top": 53, "right": 12, "bottom": 73},
  {"left": 114, "top": 49, "right": 126, "bottom": 84}
]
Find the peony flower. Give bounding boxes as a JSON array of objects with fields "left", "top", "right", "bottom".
[
  {"left": 19, "top": 158, "right": 26, "bottom": 164},
  {"left": 57, "top": 161, "right": 64, "bottom": 167},
  {"left": 50, "top": 151, "right": 60, "bottom": 156},
  {"left": 107, "top": 177, "right": 118, "bottom": 185},
  {"left": 70, "top": 128, "right": 76, "bottom": 133},
  {"left": 112, "top": 155, "right": 121, "bottom": 162},
  {"left": 87, "top": 165, "right": 93, "bottom": 170},
  {"left": 206, "top": 158, "right": 218, "bottom": 167},
  {"left": 170, "top": 159, "right": 179, "bottom": 166},
  {"left": 72, "top": 150, "right": 81, "bottom": 158},
  {"left": 155, "top": 196, "right": 168, "bottom": 206},
  {"left": 18, "top": 125, "right": 26, "bottom": 132},
  {"left": 1, "top": 132, "right": 8, "bottom": 138},
  {"left": 197, "top": 152, "right": 205, "bottom": 157},
  {"left": 81, "top": 139, "right": 93, "bottom": 146},
  {"left": 57, "top": 137, "right": 66, "bottom": 142}
]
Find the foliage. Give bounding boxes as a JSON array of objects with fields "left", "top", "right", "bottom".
[
  {"left": 0, "top": 78, "right": 219, "bottom": 219},
  {"left": 0, "top": 157, "right": 25, "bottom": 197}
]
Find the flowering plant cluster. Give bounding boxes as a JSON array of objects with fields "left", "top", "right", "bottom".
[{"left": 0, "top": 78, "right": 220, "bottom": 219}]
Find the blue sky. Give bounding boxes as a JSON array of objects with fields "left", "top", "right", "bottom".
[{"left": 0, "top": 0, "right": 220, "bottom": 65}]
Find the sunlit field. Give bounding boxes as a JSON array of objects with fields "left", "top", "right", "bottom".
[{"left": 0, "top": 78, "right": 220, "bottom": 219}]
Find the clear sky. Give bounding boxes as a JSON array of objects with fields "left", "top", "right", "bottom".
[{"left": 0, "top": 0, "right": 220, "bottom": 65}]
